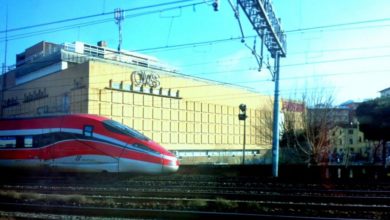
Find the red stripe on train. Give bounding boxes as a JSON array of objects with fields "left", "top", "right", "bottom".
[{"left": 0, "top": 140, "right": 162, "bottom": 165}]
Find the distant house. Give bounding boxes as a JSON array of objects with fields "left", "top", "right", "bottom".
[
  {"left": 379, "top": 87, "right": 390, "bottom": 97},
  {"left": 328, "top": 123, "right": 369, "bottom": 164}
]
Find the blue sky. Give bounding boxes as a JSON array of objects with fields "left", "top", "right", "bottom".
[{"left": 1, "top": 0, "right": 390, "bottom": 104}]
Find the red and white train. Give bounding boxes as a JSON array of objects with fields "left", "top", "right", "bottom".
[{"left": 0, "top": 114, "right": 179, "bottom": 174}]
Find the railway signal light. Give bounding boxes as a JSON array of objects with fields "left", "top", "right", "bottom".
[
  {"left": 238, "top": 104, "right": 247, "bottom": 121},
  {"left": 212, "top": 0, "right": 219, "bottom": 11},
  {"left": 238, "top": 104, "right": 247, "bottom": 165}
]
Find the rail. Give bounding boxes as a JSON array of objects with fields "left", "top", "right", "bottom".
[{"left": 0, "top": 172, "right": 389, "bottom": 219}]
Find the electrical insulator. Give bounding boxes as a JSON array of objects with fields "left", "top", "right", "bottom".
[{"left": 212, "top": 0, "right": 219, "bottom": 11}]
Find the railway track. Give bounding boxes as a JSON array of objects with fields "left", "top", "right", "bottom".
[
  {"left": 0, "top": 174, "right": 389, "bottom": 219},
  {"left": 0, "top": 203, "right": 367, "bottom": 220}
]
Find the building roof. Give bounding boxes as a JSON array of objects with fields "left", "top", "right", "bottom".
[
  {"left": 5, "top": 40, "right": 267, "bottom": 96},
  {"left": 379, "top": 87, "right": 390, "bottom": 93}
]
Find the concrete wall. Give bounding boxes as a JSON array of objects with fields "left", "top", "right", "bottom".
[{"left": 1, "top": 62, "right": 89, "bottom": 117}]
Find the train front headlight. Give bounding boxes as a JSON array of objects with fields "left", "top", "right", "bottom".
[
  {"left": 163, "top": 156, "right": 177, "bottom": 166},
  {"left": 162, "top": 155, "right": 179, "bottom": 173}
]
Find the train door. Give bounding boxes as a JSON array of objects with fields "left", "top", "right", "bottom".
[
  {"left": 21, "top": 135, "right": 43, "bottom": 170},
  {"left": 79, "top": 125, "right": 121, "bottom": 173},
  {"left": 51, "top": 126, "right": 89, "bottom": 172},
  {"left": 52, "top": 125, "right": 120, "bottom": 172},
  {"left": 34, "top": 133, "right": 55, "bottom": 171}
]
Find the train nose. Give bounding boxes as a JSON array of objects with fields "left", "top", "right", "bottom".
[{"left": 162, "top": 155, "right": 180, "bottom": 173}]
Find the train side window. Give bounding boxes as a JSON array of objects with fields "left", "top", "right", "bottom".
[
  {"left": 24, "top": 136, "right": 33, "bottom": 148},
  {"left": 0, "top": 136, "right": 16, "bottom": 148},
  {"left": 133, "top": 143, "right": 158, "bottom": 154},
  {"left": 16, "top": 136, "right": 24, "bottom": 148},
  {"left": 38, "top": 133, "right": 55, "bottom": 147},
  {"left": 83, "top": 125, "right": 94, "bottom": 137}
]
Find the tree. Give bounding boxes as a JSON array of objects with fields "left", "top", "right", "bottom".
[
  {"left": 253, "top": 89, "right": 337, "bottom": 165},
  {"left": 356, "top": 97, "right": 390, "bottom": 165},
  {"left": 280, "top": 90, "right": 336, "bottom": 165}
]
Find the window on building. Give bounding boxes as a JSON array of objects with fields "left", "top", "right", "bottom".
[
  {"left": 63, "top": 94, "right": 70, "bottom": 113},
  {"left": 193, "top": 151, "right": 207, "bottom": 157},
  {"left": 112, "top": 82, "right": 121, "bottom": 90},
  {"left": 349, "top": 139, "right": 353, "bottom": 145},
  {"left": 348, "top": 129, "right": 353, "bottom": 134},
  {"left": 123, "top": 84, "right": 131, "bottom": 91}
]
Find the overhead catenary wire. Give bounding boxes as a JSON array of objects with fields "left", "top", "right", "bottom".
[
  {"left": 288, "top": 44, "right": 390, "bottom": 56},
  {"left": 3, "top": 12, "right": 390, "bottom": 45},
  {"left": 285, "top": 17, "right": 390, "bottom": 33},
  {"left": 6, "top": 3, "right": 387, "bottom": 67},
  {"left": 1, "top": 1, "right": 390, "bottom": 45},
  {"left": 1, "top": 1, "right": 390, "bottom": 106},
  {"left": 2, "top": 46, "right": 390, "bottom": 95},
  {"left": 133, "top": 36, "right": 256, "bottom": 53},
  {"left": 281, "top": 54, "right": 390, "bottom": 68},
  {"left": 2, "top": 57, "right": 387, "bottom": 99},
  {"left": 4, "top": 31, "right": 390, "bottom": 72},
  {"left": 0, "top": 0, "right": 211, "bottom": 43},
  {"left": 1, "top": 1, "right": 390, "bottom": 66},
  {"left": 4, "top": 32, "right": 390, "bottom": 77},
  {"left": 0, "top": 0, "right": 206, "bottom": 34}
]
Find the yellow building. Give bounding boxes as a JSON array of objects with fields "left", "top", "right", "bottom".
[
  {"left": 329, "top": 123, "right": 369, "bottom": 164},
  {"left": 1, "top": 41, "right": 277, "bottom": 164}
]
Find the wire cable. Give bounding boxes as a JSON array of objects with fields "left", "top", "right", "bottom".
[
  {"left": 0, "top": 1, "right": 211, "bottom": 43},
  {"left": 0, "top": 0, "right": 204, "bottom": 34},
  {"left": 286, "top": 17, "right": 390, "bottom": 33}
]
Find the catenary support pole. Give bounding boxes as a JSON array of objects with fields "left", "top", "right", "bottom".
[
  {"left": 235, "top": 0, "right": 286, "bottom": 176},
  {"left": 272, "top": 52, "right": 281, "bottom": 178}
]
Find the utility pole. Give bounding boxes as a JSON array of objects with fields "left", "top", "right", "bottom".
[
  {"left": 114, "top": 8, "right": 124, "bottom": 53},
  {"left": 272, "top": 52, "right": 281, "bottom": 177},
  {"left": 237, "top": 0, "right": 286, "bottom": 177},
  {"left": 1, "top": 5, "right": 8, "bottom": 118},
  {"left": 2, "top": 5, "right": 8, "bottom": 74}
]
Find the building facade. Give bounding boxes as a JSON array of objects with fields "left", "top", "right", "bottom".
[
  {"left": 1, "top": 41, "right": 279, "bottom": 164},
  {"left": 329, "top": 124, "right": 369, "bottom": 164},
  {"left": 379, "top": 87, "right": 390, "bottom": 98}
]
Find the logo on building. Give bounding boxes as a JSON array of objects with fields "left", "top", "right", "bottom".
[{"left": 131, "top": 70, "right": 160, "bottom": 88}]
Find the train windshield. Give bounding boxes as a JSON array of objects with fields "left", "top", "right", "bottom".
[{"left": 103, "top": 120, "right": 150, "bottom": 141}]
